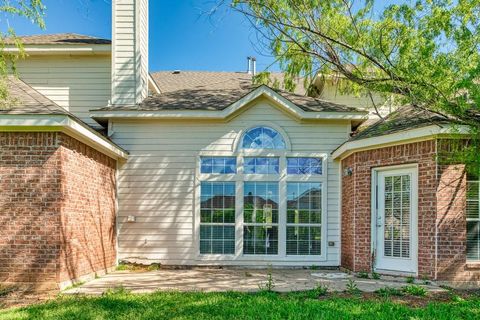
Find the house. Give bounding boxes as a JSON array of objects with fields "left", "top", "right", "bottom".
[{"left": 0, "top": 0, "right": 478, "bottom": 290}]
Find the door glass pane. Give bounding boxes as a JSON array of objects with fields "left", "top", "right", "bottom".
[
  {"left": 383, "top": 174, "right": 411, "bottom": 258},
  {"left": 243, "top": 182, "right": 279, "bottom": 255}
]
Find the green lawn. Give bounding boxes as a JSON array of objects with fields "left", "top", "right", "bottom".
[{"left": 1, "top": 290, "right": 479, "bottom": 320}]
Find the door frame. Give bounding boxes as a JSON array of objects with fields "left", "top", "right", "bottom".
[{"left": 370, "top": 164, "right": 419, "bottom": 275}]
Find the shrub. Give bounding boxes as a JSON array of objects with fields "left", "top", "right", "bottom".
[
  {"left": 345, "top": 279, "right": 361, "bottom": 295},
  {"left": 375, "top": 287, "right": 404, "bottom": 298},
  {"left": 406, "top": 276, "right": 415, "bottom": 284},
  {"left": 372, "top": 272, "right": 381, "bottom": 280},
  {"left": 259, "top": 266, "right": 275, "bottom": 292},
  {"left": 357, "top": 271, "right": 369, "bottom": 279},
  {"left": 403, "top": 285, "right": 427, "bottom": 297},
  {"left": 314, "top": 284, "right": 329, "bottom": 296}
]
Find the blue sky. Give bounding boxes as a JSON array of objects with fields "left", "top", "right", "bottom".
[{"left": 0, "top": 0, "right": 276, "bottom": 72}]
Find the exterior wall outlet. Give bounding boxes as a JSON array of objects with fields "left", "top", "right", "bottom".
[{"left": 127, "top": 215, "right": 136, "bottom": 222}]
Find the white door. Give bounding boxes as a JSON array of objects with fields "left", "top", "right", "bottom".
[{"left": 374, "top": 166, "right": 418, "bottom": 274}]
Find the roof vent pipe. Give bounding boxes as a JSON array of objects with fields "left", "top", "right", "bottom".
[
  {"left": 247, "top": 56, "right": 252, "bottom": 74},
  {"left": 251, "top": 57, "right": 257, "bottom": 76}
]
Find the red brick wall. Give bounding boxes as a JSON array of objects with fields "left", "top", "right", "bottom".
[
  {"left": 341, "top": 140, "right": 437, "bottom": 277},
  {"left": 341, "top": 139, "right": 479, "bottom": 283},
  {"left": 435, "top": 140, "right": 480, "bottom": 284},
  {"left": 341, "top": 155, "right": 355, "bottom": 271},
  {"left": 0, "top": 132, "right": 62, "bottom": 289},
  {"left": 58, "top": 134, "right": 117, "bottom": 284},
  {"left": 0, "top": 132, "right": 117, "bottom": 289}
]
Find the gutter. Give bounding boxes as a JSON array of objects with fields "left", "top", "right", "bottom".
[
  {"left": 331, "top": 124, "right": 471, "bottom": 160},
  {"left": 0, "top": 114, "right": 128, "bottom": 160}
]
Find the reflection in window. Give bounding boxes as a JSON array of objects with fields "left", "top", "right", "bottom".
[
  {"left": 287, "top": 157, "right": 322, "bottom": 175},
  {"left": 286, "top": 182, "right": 322, "bottom": 255},
  {"left": 201, "top": 157, "right": 236, "bottom": 174},
  {"left": 200, "top": 182, "right": 235, "bottom": 254},
  {"left": 241, "top": 126, "right": 286, "bottom": 149},
  {"left": 467, "top": 172, "right": 480, "bottom": 261},
  {"left": 244, "top": 157, "right": 279, "bottom": 174},
  {"left": 243, "top": 182, "right": 279, "bottom": 254}
]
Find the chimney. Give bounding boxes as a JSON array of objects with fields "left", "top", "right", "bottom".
[
  {"left": 247, "top": 56, "right": 252, "bottom": 74},
  {"left": 111, "top": 0, "right": 149, "bottom": 106},
  {"left": 251, "top": 57, "right": 257, "bottom": 76}
]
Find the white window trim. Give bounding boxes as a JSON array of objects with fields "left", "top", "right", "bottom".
[
  {"left": 467, "top": 179, "right": 480, "bottom": 262},
  {"left": 195, "top": 150, "right": 328, "bottom": 262}
]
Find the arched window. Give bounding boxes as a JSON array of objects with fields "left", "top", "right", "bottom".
[{"left": 241, "top": 126, "right": 286, "bottom": 149}]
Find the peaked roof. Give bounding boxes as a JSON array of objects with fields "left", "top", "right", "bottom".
[
  {"left": 1, "top": 76, "right": 71, "bottom": 115},
  {"left": 100, "top": 71, "right": 361, "bottom": 113},
  {"left": 351, "top": 105, "right": 453, "bottom": 141},
  {"left": 0, "top": 76, "right": 128, "bottom": 159},
  {"left": 4, "top": 33, "right": 111, "bottom": 45},
  {"left": 151, "top": 71, "right": 307, "bottom": 95}
]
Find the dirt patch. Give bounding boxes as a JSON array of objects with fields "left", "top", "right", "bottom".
[
  {"left": 0, "top": 285, "right": 58, "bottom": 310},
  {"left": 319, "top": 290, "right": 474, "bottom": 308}
]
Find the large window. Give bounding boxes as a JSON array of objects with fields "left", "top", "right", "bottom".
[
  {"left": 241, "top": 126, "right": 286, "bottom": 149},
  {"left": 467, "top": 173, "right": 480, "bottom": 261},
  {"left": 198, "top": 126, "right": 326, "bottom": 260},
  {"left": 200, "top": 182, "right": 235, "bottom": 254},
  {"left": 244, "top": 182, "right": 279, "bottom": 255},
  {"left": 286, "top": 182, "right": 322, "bottom": 255}
]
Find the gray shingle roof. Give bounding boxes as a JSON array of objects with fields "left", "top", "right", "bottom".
[
  {"left": 350, "top": 105, "right": 453, "bottom": 141},
  {"left": 1, "top": 76, "right": 71, "bottom": 115},
  {"left": 98, "top": 71, "right": 362, "bottom": 113},
  {"left": 4, "top": 33, "right": 111, "bottom": 45}
]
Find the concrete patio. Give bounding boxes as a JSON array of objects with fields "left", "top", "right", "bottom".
[{"left": 63, "top": 268, "right": 445, "bottom": 295}]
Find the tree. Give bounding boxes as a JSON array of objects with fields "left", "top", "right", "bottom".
[
  {"left": 0, "top": 0, "right": 45, "bottom": 107},
  {"left": 231, "top": 0, "right": 480, "bottom": 171}
]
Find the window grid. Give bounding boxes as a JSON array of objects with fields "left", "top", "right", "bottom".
[
  {"left": 243, "top": 182, "right": 279, "bottom": 255},
  {"left": 383, "top": 175, "right": 411, "bottom": 259},
  {"left": 286, "top": 182, "right": 322, "bottom": 255},
  {"left": 287, "top": 157, "right": 323, "bottom": 175},
  {"left": 241, "top": 126, "right": 286, "bottom": 149},
  {"left": 200, "top": 157, "right": 237, "bottom": 174},
  {"left": 200, "top": 182, "right": 236, "bottom": 254},
  {"left": 244, "top": 157, "right": 280, "bottom": 174},
  {"left": 467, "top": 179, "right": 480, "bottom": 261}
]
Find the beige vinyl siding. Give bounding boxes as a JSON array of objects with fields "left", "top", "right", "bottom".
[
  {"left": 138, "top": 0, "right": 149, "bottom": 100},
  {"left": 15, "top": 55, "right": 110, "bottom": 128},
  {"left": 318, "top": 80, "right": 393, "bottom": 115},
  {"left": 112, "top": 0, "right": 148, "bottom": 105},
  {"left": 113, "top": 99, "right": 349, "bottom": 266}
]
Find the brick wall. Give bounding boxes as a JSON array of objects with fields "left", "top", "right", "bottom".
[
  {"left": 341, "top": 140, "right": 437, "bottom": 277},
  {"left": 341, "top": 139, "right": 479, "bottom": 283},
  {"left": 0, "top": 132, "right": 62, "bottom": 289},
  {"left": 0, "top": 132, "right": 117, "bottom": 289},
  {"left": 341, "top": 154, "right": 355, "bottom": 271},
  {"left": 58, "top": 134, "right": 117, "bottom": 284},
  {"left": 436, "top": 140, "right": 480, "bottom": 284}
]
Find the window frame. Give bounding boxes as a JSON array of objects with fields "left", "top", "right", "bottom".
[
  {"left": 467, "top": 178, "right": 480, "bottom": 261},
  {"left": 285, "top": 181, "right": 323, "bottom": 256},
  {"left": 199, "top": 181, "right": 236, "bottom": 255},
  {"left": 195, "top": 149, "right": 328, "bottom": 262}
]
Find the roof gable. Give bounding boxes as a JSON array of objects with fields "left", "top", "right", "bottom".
[{"left": 90, "top": 85, "right": 367, "bottom": 123}]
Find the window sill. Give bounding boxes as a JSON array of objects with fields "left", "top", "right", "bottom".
[{"left": 465, "top": 262, "right": 480, "bottom": 270}]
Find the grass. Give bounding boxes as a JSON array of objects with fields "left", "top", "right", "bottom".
[{"left": 1, "top": 290, "right": 480, "bottom": 320}]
